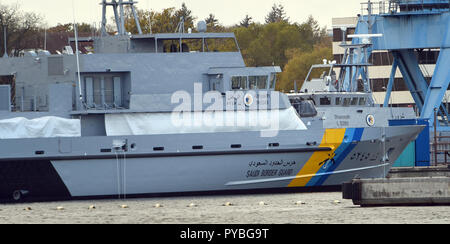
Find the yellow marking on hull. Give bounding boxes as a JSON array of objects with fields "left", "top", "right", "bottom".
[{"left": 288, "top": 128, "right": 346, "bottom": 187}]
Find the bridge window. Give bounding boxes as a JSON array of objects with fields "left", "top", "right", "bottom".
[
  {"left": 293, "top": 100, "right": 317, "bottom": 118},
  {"left": 343, "top": 98, "right": 351, "bottom": 106},
  {"left": 161, "top": 37, "right": 239, "bottom": 53},
  {"left": 320, "top": 97, "right": 331, "bottom": 106},
  {"left": 231, "top": 76, "right": 248, "bottom": 90},
  {"left": 269, "top": 73, "right": 277, "bottom": 89},
  {"left": 249, "top": 76, "right": 268, "bottom": 90},
  {"left": 359, "top": 97, "right": 367, "bottom": 106},
  {"left": 205, "top": 38, "right": 239, "bottom": 52}
]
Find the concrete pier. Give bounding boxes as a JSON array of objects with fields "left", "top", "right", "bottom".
[
  {"left": 388, "top": 166, "right": 450, "bottom": 178},
  {"left": 343, "top": 166, "right": 450, "bottom": 207}
]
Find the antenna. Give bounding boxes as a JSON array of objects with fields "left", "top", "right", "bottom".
[
  {"left": 176, "top": 16, "right": 185, "bottom": 34},
  {"left": 44, "top": 27, "right": 47, "bottom": 50},
  {"left": 73, "top": 0, "right": 84, "bottom": 107},
  {"left": 147, "top": 0, "right": 152, "bottom": 34},
  {"left": 149, "top": 15, "right": 153, "bottom": 34},
  {"left": 2, "top": 24, "right": 8, "bottom": 58}
]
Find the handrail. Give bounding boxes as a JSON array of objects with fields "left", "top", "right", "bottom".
[{"left": 361, "top": 0, "right": 450, "bottom": 15}]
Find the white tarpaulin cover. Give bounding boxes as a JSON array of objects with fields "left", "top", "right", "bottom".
[
  {"left": 0, "top": 116, "right": 81, "bottom": 139},
  {"left": 105, "top": 107, "right": 307, "bottom": 137}
]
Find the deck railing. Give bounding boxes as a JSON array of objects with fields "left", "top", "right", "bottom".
[
  {"left": 361, "top": 0, "right": 450, "bottom": 15},
  {"left": 431, "top": 109, "right": 450, "bottom": 165}
]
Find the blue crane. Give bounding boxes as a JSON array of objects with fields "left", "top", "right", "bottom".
[{"left": 346, "top": 0, "right": 450, "bottom": 128}]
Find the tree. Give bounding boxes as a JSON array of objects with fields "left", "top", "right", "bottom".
[
  {"left": 47, "top": 23, "right": 96, "bottom": 33},
  {"left": 174, "top": 3, "right": 196, "bottom": 32},
  {"left": 277, "top": 45, "right": 333, "bottom": 91},
  {"left": 156, "top": 8, "right": 181, "bottom": 33},
  {"left": 205, "top": 14, "right": 218, "bottom": 27},
  {"left": 239, "top": 15, "right": 253, "bottom": 28},
  {"left": 265, "top": 4, "right": 289, "bottom": 24},
  {"left": 47, "top": 23, "right": 73, "bottom": 33},
  {"left": 234, "top": 22, "right": 312, "bottom": 68},
  {"left": 233, "top": 23, "right": 263, "bottom": 64},
  {"left": 204, "top": 13, "right": 225, "bottom": 32},
  {"left": 120, "top": 7, "right": 178, "bottom": 34},
  {"left": 305, "top": 15, "right": 328, "bottom": 45},
  {"left": 77, "top": 23, "right": 97, "bottom": 33},
  {"left": 0, "top": 2, "right": 44, "bottom": 56},
  {"left": 121, "top": 5, "right": 197, "bottom": 34},
  {"left": 275, "top": 4, "right": 289, "bottom": 23}
]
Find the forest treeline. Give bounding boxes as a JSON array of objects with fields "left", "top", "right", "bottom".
[{"left": 0, "top": 2, "right": 333, "bottom": 91}]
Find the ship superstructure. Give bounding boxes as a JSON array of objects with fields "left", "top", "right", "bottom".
[{"left": 0, "top": 1, "right": 423, "bottom": 202}]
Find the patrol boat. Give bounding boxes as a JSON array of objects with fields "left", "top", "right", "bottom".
[
  {"left": 0, "top": 1, "right": 423, "bottom": 202},
  {"left": 288, "top": 42, "right": 418, "bottom": 132}
]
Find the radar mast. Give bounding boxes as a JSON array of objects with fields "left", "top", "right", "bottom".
[{"left": 101, "top": 0, "right": 142, "bottom": 36}]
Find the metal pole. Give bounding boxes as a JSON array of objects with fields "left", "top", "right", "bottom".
[
  {"left": 33, "top": 95, "right": 37, "bottom": 112},
  {"left": 101, "top": 0, "right": 108, "bottom": 36},
  {"left": 434, "top": 108, "right": 438, "bottom": 165},
  {"left": 445, "top": 149, "right": 447, "bottom": 164},
  {"left": 364, "top": 46, "right": 371, "bottom": 93},
  {"left": 119, "top": 0, "right": 125, "bottom": 35},
  {"left": 341, "top": 27, "right": 347, "bottom": 45},
  {"left": 384, "top": 58, "right": 398, "bottom": 107},
  {"left": 73, "top": 23, "right": 83, "bottom": 107},
  {"left": 3, "top": 24, "right": 8, "bottom": 58},
  {"left": 349, "top": 50, "right": 353, "bottom": 92},
  {"left": 130, "top": 0, "right": 143, "bottom": 34},
  {"left": 21, "top": 87, "right": 24, "bottom": 112},
  {"left": 112, "top": 1, "right": 122, "bottom": 34},
  {"left": 149, "top": 16, "right": 153, "bottom": 34},
  {"left": 44, "top": 28, "right": 47, "bottom": 50}
]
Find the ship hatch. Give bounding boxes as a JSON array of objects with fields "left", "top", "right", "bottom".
[{"left": 0, "top": 75, "right": 15, "bottom": 109}]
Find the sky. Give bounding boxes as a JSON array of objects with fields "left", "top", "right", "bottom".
[{"left": 0, "top": 0, "right": 364, "bottom": 28}]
